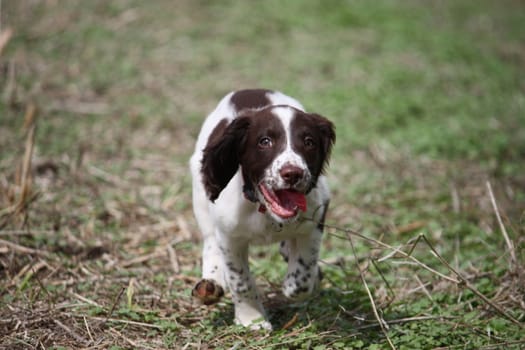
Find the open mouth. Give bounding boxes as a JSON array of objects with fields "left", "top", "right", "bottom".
[{"left": 258, "top": 184, "right": 307, "bottom": 219}]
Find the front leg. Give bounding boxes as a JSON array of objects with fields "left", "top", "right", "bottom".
[
  {"left": 219, "top": 236, "right": 272, "bottom": 331},
  {"left": 192, "top": 234, "right": 226, "bottom": 305},
  {"left": 282, "top": 229, "right": 323, "bottom": 300}
]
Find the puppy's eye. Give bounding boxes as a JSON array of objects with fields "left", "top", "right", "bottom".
[
  {"left": 258, "top": 136, "right": 273, "bottom": 148},
  {"left": 304, "top": 136, "right": 315, "bottom": 148}
]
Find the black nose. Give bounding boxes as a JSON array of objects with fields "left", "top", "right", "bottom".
[{"left": 280, "top": 165, "right": 304, "bottom": 185}]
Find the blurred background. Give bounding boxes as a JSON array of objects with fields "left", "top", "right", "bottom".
[{"left": 1, "top": 1, "right": 524, "bottom": 348}]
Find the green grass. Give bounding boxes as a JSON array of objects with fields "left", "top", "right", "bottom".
[{"left": 1, "top": 0, "right": 524, "bottom": 349}]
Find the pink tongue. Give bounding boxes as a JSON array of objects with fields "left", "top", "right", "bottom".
[{"left": 275, "top": 190, "right": 307, "bottom": 212}]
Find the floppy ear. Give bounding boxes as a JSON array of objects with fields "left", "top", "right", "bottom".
[
  {"left": 310, "top": 113, "right": 336, "bottom": 173},
  {"left": 201, "top": 117, "right": 251, "bottom": 202}
]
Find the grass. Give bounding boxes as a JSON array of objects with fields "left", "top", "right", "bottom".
[{"left": 1, "top": 0, "right": 524, "bottom": 348}]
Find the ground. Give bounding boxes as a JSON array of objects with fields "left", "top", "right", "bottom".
[{"left": 1, "top": 1, "right": 524, "bottom": 349}]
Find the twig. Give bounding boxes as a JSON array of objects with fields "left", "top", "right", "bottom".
[
  {"left": 2, "top": 57, "right": 16, "bottom": 104},
  {"left": 0, "top": 27, "right": 13, "bottom": 56},
  {"left": 176, "top": 215, "right": 193, "bottom": 240},
  {"left": 418, "top": 234, "right": 523, "bottom": 328},
  {"left": 486, "top": 181, "right": 516, "bottom": 267},
  {"left": 83, "top": 316, "right": 95, "bottom": 345},
  {"left": 0, "top": 229, "right": 55, "bottom": 236},
  {"left": 53, "top": 319, "right": 89, "bottom": 346},
  {"left": 167, "top": 244, "right": 180, "bottom": 274},
  {"left": 49, "top": 274, "right": 105, "bottom": 286},
  {"left": 271, "top": 328, "right": 335, "bottom": 348},
  {"left": 126, "top": 278, "right": 136, "bottom": 309},
  {"left": 413, "top": 274, "right": 434, "bottom": 302},
  {"left": 281, "top": 313, "right": 298, "bottom": 330},
  {"left": 31, "top": 261, "right": 55, "bottom": 306},
  {"left": 68, "top": 314, "right": 164, "bottom": 330},
  {"left": 347, "top": 231, "right": 396, "bottom": 350},
  {"left": 13, "top": 260, "right": 48, "bottom": 284},
  {"left": 70, "top": 292, "right": 103, "bottom": 308},
  {"left": 105, "top": 286, "right": 126, "bottom": 323},
  {"left": 0, "top": 104, "right": 39, "bottom": 227},
  {"left": 393, "top": 220, "right": 426, "bottom": 234},
  {"left": 88, "top": 165, "right": 129, "bottom": 187},
  {"left": 370, "top": 258, "right": 395, "bottom": 306},
  {"left": 0, "top": 106, "right": 39, "bottom": 228},
  {"left": 109, "top": 327, "right": 151, "bottom": 349},
  {"left": 0, "top": 238, "right": 51, "bottom": 258},
  {"left": 18, "top": 105, "right": 37, "bottom": 214},
  {"left": 353, "top": 315, "right": 456, "bottom": 331},
  {"left": 323, "top": 221, "right": 523, "bottom": 328},
  {"left": 434, "top": 339, "right": 525, "bottom": 350},
  {"left": 120, "top": 249, "right": 165, "bottom": 267},
  {"left": 324, "top": 224, "right": 459, "bottom": 284}
]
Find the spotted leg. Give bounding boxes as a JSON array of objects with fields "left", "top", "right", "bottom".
[
  {"left": 280, "top": 228, "right": 323, "bottom": 300},
  {"left": 191, "top": 184, "right": 227, "bottom": 305},
  {"left": 219, "top": 235, "right": 272, "bottom": 331},
  {"left": 192, "top": 234, "right": 227, "bottom": 305}
]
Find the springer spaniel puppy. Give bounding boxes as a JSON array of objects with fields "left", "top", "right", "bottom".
[{"left": 190, "top": 89, "right": 335, "bottom": 330}]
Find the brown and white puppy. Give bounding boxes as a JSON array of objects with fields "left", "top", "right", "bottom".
[{"left": 189, "top": 89, "right": 335, "bottom": 330}]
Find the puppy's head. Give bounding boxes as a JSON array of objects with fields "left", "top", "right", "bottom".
[{"left": 201, "top": 106, "right": 335, "bottom": 223}]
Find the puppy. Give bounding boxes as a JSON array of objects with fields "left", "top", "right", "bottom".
[{"left": 190, "top": 89, "right": 335, "bottom": 330}]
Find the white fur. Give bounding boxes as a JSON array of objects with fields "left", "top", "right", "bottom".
[
  {"left": 190, "top": 91, "right": 330, "bottom": 330},
  {"left": 262, "top": 106, "right": 312, "bottom": 197}
]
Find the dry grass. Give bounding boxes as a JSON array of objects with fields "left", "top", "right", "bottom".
[
  {"left": 2, "top": 133, "right": 523, "bottom": 348},
  {"left": 1, "top": 0, "right": 525, "bottom": 349},
  {"left": 1, "top": 140, "right": 524, "bottom": 347}
]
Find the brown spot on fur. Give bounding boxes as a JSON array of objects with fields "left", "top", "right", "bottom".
[
  {"left": 201, "top": 117, "right": 251, "bottom": 201},
  {"left": 207, "top": 118, "right": 229, "bottom": 151},
  {"left": 201, "top": 108, "right": 288, "bottom": 202},
  {"left": 239, "top": 109, "right": 286, "bottom": 190},
  {"left": 290, "top": 111, "right": 335, "bottom": 190},
  {"left": 230, "top": 89, "right": 272, "bottom": 112}
]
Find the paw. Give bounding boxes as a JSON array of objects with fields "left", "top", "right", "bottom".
[
  {"left": 283, "top": 281, "right": 312, "bottom": 300},
  {"left": 283, "top": 266, "right": 322, "bottom": 300},
  {"left": 192, "top": 279, "right": 224, "bottom": 305},
  {"left": 235, "top": 317, "right": 273, "bottom": 331},
  {"left": 233, "top": 300, "right": 272, "bottom": 331}
]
